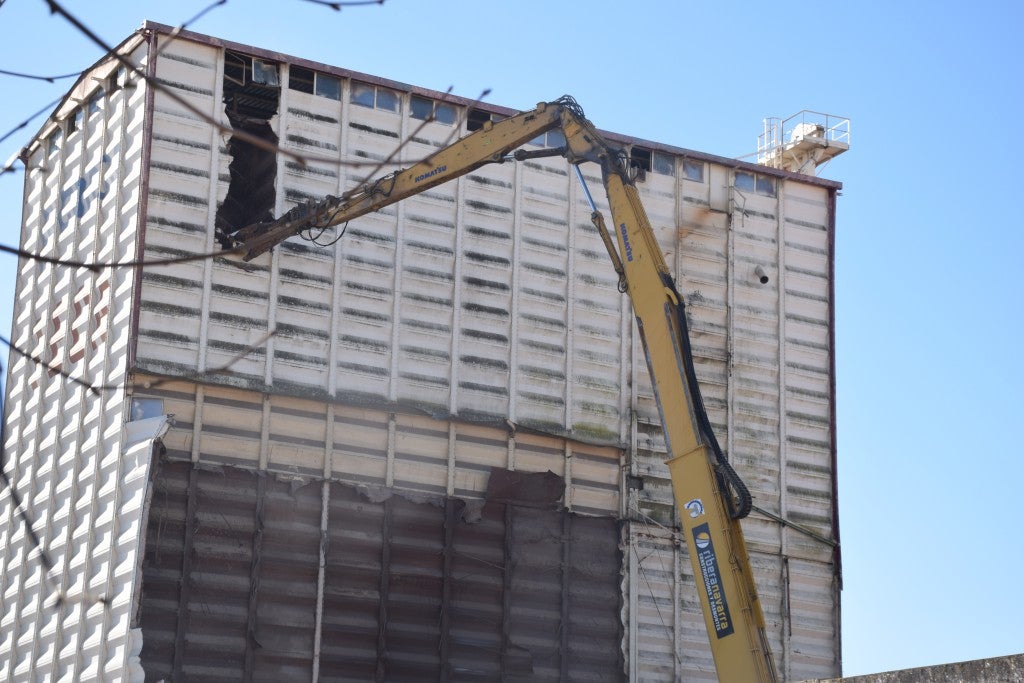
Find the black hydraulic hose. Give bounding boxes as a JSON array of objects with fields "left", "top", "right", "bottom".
[{"left": 665, "top": 274, "right": 753, "bottom": 519}]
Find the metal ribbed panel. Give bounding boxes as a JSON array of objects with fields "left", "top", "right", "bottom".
[
  {"left": 136, "top": 378, "right": 622, "bottom": 515},
  {"left": 787, "top": 557, "right": 838, "bottom": 670},
  {"left": 617, "top": 168, "right": 840, "bottom": 680},
  {"left": 140, "top": 463, "right": 322, "bottom": 681},
  {"left": 137, "top": 38, "right": 219, "bottom": 376},
  {"left": 447, "top": 496, "right": 504, "bottom": 679},
  {"left": 136, "top": 58, "right": 646, "bottom": 444},
  {"left": 254, "top": 473, "right": 322, "bottom": 677},
  {"left": 140, "top": 461, "right": 623, "bottom": 681},
  {"left": 320, "top": 482, "right": 385, "bottom": 680},
  {"left": 0, "top": 26, "right": 844, "bottom": 681}
]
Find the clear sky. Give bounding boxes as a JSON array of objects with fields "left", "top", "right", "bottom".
[{"left": 1, "top": 0, "right": 1022, "bottom": 677}]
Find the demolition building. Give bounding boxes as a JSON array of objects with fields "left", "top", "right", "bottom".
[{"left": 0, "top": 22, "right": 848, "bottom": 681}]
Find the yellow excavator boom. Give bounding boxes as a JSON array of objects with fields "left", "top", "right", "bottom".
[{"left": 231, "top": 96, "right": 778, "bottom": 682}]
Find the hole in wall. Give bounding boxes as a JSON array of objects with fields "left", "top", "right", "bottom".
[{"left": 215, "top": 51, "right": 281, "bottom": 248}]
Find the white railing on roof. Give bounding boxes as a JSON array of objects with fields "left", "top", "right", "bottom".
[{"left": 758, "top": 110, "right": 850, "bottom": 167}]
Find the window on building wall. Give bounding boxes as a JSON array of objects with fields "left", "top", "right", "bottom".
[
  {"left": 755, "top": 175, "right": 776, "bottom": 197},
  {"left": 683, "top": 158, "right": 704, "bottom": 182},
  {"left": 351, "top": 83, "right": 399, "bottom": 112},
  {"left": 225, "top": 51, "right": 280, "bottom": 89},
  {"left": 629, "top": 147, "right": 651, "bottom": 181},
  {"left": 375, "top": 88, "right": 398, "bottom": 112},
  {"left": 289, "top": 65, "right": 315, "bottom": 94},
  {"left": 350, "top": 83, "right": 374, "bottom": 108},
  {"left": 252, "top": 59, "right": 279, "bottom": 86},
  {"left": 652, "top": 151, "right": 675, "bottom": 176},
  {"left": 106, "top": 65, "right": 130, "bottom": 94},
  {"left": 735, "top": 171, "right": 756, "bottom": 192},
  {"left": 130, "top": 397, "right": 164, "bottom": 421},
  {"left": 467, "top": 108, "right": 495, "bottom": 132},
  {"left": 736, "top": 170, "right": 777, "bottom": 197},
  {"left": 529, "top": 129, "right": 565, "bottom": 148},
  {"left": 66, "top": 107, "right": 84, "bottom": 135},
  {"left": 46, "top": 128, "right": 61, "bottom": 158},
  {"left": 224, "top": 52, "right": 246, "bottom": 87},
  {"left": 87, "top": 89, "right": 104, "bottom": 117},
  {"left": 410, "top": 95, "right": 457, "bottom": 125},
  {"left": 291, "top": 66, "right": 341, "bottom": 100},
  {"left": 315, "top": 73, "right": 341, "bottom": 100}
]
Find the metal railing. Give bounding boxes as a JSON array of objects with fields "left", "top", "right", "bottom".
[{"left": 758, "top": 110, "right": 850, "bottom": 166}]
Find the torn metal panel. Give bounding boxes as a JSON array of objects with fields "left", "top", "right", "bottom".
[
  {"left": 484, "top": 466, "right": 563, "bottom": 508},
  {"left": 139, "top": 461, "right": 623, "bottom": 681},
  {"left": 134, "top": 379, "right": 623, "bottom": 516}
]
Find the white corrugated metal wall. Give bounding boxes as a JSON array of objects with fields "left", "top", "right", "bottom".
[{"left": 1, "top": 24, "right": 841, "bottom": 681}]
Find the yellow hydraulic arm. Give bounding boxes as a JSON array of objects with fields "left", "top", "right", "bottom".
[{"left": 231, "top": 96, "right": 778, "bottom": 682}]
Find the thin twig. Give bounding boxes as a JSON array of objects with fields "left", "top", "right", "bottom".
[
  {"left": 43, "top": 0, "right": 309, "bottom": 165},
  {"left": 0, "top": 68, "right": 81, "bottom": 83},
  {"left": 131, "top": 328, "right": 278, "bottom": 391},
  {"left": 0, "top": 96, "right": 63, "bottom": 146},
  {"left": 0, "top": 359, "right": 111, "bottom": 609},
  {"left": 0, "top": 333, "right": 101, "bottom": 395},
  {"left": 0, "top": 243, "right": 246, "bottom": 272},
  {"left": 300, "top": 0, "right": 385, "bottom": 8}
]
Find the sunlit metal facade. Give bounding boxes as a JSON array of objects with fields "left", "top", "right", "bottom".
[{"left": 1, "top": 23, "right": 841, "bottom": 681}]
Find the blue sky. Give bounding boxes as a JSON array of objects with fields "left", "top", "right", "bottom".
[{"left": 1, "top": 0, "right": 1022, "bottom": 677}]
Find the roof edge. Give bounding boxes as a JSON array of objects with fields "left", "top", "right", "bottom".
[{"left": 139, "top": 21, "right": 841, "bottom": 190}]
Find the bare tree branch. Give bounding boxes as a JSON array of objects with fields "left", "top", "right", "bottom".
[
  {"left": 0, "top": 243, "right": 246, "bottom": 272},
  {"left": 0, "top": 68, "right": 81, "bottom": 83},
  {"left": 0, "top": 334, "right": 101, "bottom": 395},
  {"left": 131, "top": 327, "right": 278, "bottom": 391},
  {"left": 0, "top": 358, "right": 110, "bottom": 609},
  {"left": 0, "top": 96, "right": 63, "bottom": 146},
  {"left": 299, "top": 0, "right": 385, "bottom": 8}
]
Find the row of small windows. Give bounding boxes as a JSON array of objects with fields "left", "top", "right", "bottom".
[
  {"left": 287, "top": 66, "right": 458, "bottom": 126},
  {"left": 630, "top": 147, "right": 706, "bottom": 182},
  {"left": 627, "top": 153, "right": 775, "bottom": 194},
  {"left": 244, "top": 54, "right": 725, "bottom": 183},
  {"left": 48, "top": 66, "right": 129, "bottom": 153},
  {"left": 235, "top": 55, "right": 454, "bottom": 126},
  {"left": 349, "top": 83, "right": 399, "bottom": 112},
  {"left": 49, "top": 52, "right": 772, "bottom": 195}
]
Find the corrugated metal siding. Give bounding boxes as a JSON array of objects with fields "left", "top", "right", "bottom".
[
  {"left": 0, "top": 41, "right": 151, "bottom": 681},
  {"left": 129, "top": 32, "right": 841, "bottom": 679},
  {"left": 136, "top": 37, "right": 221, "bottom": 377},
  {"left": 0, "top": 26, "right": 842, "bottom": 682},
  {"left": 620, "top": 169, "right": 839, "bottom": 680},
  {"left": 134, "top": 43, "right": 635, "bottom": 444},
  {"left": 139, "top": 459, "right": 623, "bottom": 681},
  {"left": 135, "top": 377, "right": 622, "bottom": 516}
]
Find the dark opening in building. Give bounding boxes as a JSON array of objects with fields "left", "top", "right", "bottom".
[
  {"left": 629, "top": 146, "right": 651, "bottom": 182},
  {"left": 216, "top": 51, "right": 280, "bottom": 248},
  {"left": 466, "top": 108, "right": 492, "bottom": 132}
]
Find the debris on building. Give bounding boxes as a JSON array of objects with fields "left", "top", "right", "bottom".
[{"left": 0, "top": 22, "right": 846, "bottom": 681}]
